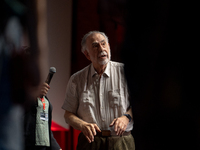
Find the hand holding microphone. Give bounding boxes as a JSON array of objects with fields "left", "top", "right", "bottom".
[{"left": 39, "top": 67, "right": 56, "bottom": 98}]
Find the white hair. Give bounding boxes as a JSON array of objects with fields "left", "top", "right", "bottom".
[{"left": 81, "top": 31, "right": 109, "bottom": 53}]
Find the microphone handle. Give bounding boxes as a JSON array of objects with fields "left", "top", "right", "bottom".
[
  {"left": 45, "top": 73, "right": 54, "bottom": 85},
  {"left": 40, "top": 71, "right": 55, "bottom": 98}
]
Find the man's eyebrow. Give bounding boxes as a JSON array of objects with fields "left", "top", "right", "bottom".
[
  {"left": 92, "top": 42, "right": 98, "bottom": 46},
  {"left": 92, "top": 40, "right": 105, "bottom": 44},
  {"left": 101, "top": 40, "right": 105, "bottom": 43},
  {"left": 92, "top": 40, "right": 106, "bottom": 46}
]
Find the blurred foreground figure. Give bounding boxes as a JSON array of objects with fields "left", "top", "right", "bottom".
[
  {"left": 0, "top": 1, "right": 26, "bottom": 149},
  {"left": 0, "top": 0, "right": 40, "bottom": 149},
  {"left": 123, "top": 0, "right": 199, "bottom": 150}
]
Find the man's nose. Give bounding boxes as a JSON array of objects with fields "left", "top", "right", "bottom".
[{"left": 98, "top": 44, "right": 104, "bottom": 51}]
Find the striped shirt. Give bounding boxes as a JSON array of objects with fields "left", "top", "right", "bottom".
[{"left": 62, "top": 61, "right": 133, "bottom": 132}]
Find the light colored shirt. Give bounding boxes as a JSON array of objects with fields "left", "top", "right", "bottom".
[
  {"left": 35, "top": 96, "right": 50, "bottom": 146},
  {"left": 62, "top": 61, "right": 133, "bottom": 132}
]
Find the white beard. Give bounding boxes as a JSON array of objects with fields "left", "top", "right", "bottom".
[{"left": 97, "top": 51, "right": 110, "bottom": 65}]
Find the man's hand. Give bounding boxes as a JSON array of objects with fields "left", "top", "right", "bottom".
[
  {"left": 109, "top": 116, "right": 129, "bottom": 136},
  {"left": 39, "top": 83, "right": 50, "bottom": 97},
  {"left": 64, "top": 110, "right": 101, "bottom": 143},
  {"left": 80, "top": 122, "right": 101, "bottom": 143}
]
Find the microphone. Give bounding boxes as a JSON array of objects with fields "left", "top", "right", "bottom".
[{"left": 45, "top": 67, "right": 56, "bottom": 85}]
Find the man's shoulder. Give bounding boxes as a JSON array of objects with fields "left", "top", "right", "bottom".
[
  {"left": 110, "top": 61, "right": 124, "bottom": 68},
  {"left": 71, "top": 64, "right": 91, "bottom": 78}
]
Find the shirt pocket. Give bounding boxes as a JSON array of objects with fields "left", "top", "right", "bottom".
[
  {"left": 80, "top": 91, "right": 95, "bottom": 107},
  {"left": 79, "top": 90, "right": 95, "bottom": 121},
  {"left": 109, "top": 89, "right": 120, "bottom": 108},
  {"left": 108, "top": 89, "right": 126, "bottom": 117}
]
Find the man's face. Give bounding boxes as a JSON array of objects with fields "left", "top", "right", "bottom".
[{"left": 84, "top": 33, "right": 111, "bottom": 67}]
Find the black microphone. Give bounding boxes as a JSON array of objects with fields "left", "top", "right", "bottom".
[{"left": 45, "top": 67, "right": 56, "bottom": 85}]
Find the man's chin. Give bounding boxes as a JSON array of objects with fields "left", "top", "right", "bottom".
[{"left": 98, "top": 59, "right": 109, "bottom": 65}]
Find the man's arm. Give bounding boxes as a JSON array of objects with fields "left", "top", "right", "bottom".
[
  {"left": 109, "top": 107, "right": 132, "bottom": 136},
  {"left": 64, "top": 110, "right": 101, "bottom": 143}
]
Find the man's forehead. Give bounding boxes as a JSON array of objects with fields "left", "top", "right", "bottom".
[{"left": 87, "top": 33, "right": 106, "bottom": 43}]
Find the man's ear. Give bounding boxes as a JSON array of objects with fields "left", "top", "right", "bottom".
[{"left": 83, "top": 50, "right": 91, "bottom": 61}]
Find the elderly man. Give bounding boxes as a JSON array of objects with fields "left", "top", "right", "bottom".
[{"left": 62, "top": 31, "right": 135, "bottom": 150}]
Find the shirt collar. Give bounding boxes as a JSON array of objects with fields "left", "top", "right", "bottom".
[
  {"left": 104, "top": 61, "right": 110, "bottom": 77},
  {"left": 90, "top": 64, "right": 97, "bottom": 77},
  {"left": 90, "top": 61, "right": 111, "bottom": 78}
]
